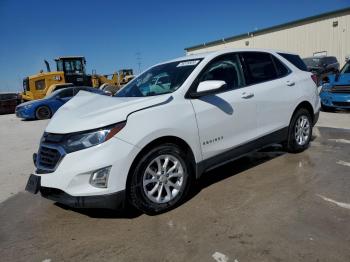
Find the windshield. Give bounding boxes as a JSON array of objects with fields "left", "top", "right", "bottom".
[
  {"left": 340, "top": 62, "right": 350, "bottom": 74},
  {"left": 115, "top": 59, "right": 202, "bottom": 97},
  {"left": 303, "top": 58, "right": 321, "bottom": 67},
  {"left": 64, "top": 60, "right": 84, "bottom": 74},
  {"left": 45, "top": 89, "right": 62, "bottom": 98}
]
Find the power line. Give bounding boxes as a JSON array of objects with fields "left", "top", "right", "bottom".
[{"left": 136, "top": 52, "right": 142, "bottom": 74}]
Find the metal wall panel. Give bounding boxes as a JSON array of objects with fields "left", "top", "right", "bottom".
[{"left": 187, "top": 13, "right": 350, "bottom": 66}]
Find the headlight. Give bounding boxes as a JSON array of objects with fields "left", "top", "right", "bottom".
[
  {"left": 63, "top": 121, "right": 126, "bottom": 153},
  {"left": 23, "top": 104, "right": 33, "bottom": 109},
  {"left": 321, "top": 83, "right": 332, "bottom": 93}
]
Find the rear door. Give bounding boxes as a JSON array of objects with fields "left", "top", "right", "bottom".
[
  {"left": 190, "top": 53, "right": 257, "bottom": 160},
  {"left": 240, "top": 52, "right": 296, "bottom": 137}
]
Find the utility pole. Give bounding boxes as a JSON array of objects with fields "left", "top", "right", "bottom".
[{"left": 136, "top": 52, "right": 142, "bottom": 74}]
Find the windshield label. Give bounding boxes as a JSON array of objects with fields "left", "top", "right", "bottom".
[{"left": 177, "top": 60, "right": 200, "bottom": 67}]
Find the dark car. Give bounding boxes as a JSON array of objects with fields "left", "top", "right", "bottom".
[
  {"left": 303, "top": 56, "right": 339, "bottom": 84},
  {"left": 15, "top": 86, "right": 108, "bottom": 120},
  {"left": 0, "top": 93, "right": 22, "bottom": 114}
]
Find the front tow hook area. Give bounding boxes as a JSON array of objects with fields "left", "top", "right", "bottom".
[{"left": 25, "top": 174, "right": 41, "bottom": 194}]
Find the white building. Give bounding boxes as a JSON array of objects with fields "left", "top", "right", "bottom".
[{"left": 185, "top": 7, "right": 350, "bottom": 65}]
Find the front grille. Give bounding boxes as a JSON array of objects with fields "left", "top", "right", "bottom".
[
  {"left": 37, "top": 145, "right": 64, "bottom": 172},
  {"left": 42, "top": 132, "right": 65, "bottom": 143},
  {"left": 332, "top": 101, "right": 350, "bottom": 107},
  {"left": 331, "top": 85, "right": 350, "bottom": 93}
]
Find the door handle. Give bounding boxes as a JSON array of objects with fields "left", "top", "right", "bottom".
[
  {"left": 241, "top": 92, "right": 254, "bottom": 99},
  {"left": 286, "top": 80, "right": 295, "bottom": 86}
]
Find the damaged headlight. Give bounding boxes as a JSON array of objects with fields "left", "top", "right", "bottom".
[{"left": 63, "top": 121, "right": 126, "bottom": 153}]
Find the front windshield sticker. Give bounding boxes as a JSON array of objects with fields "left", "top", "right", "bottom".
[{"left": 177, "top": 60, "right": 200, "bottom": 67}]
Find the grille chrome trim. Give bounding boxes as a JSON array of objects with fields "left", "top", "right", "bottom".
[
  {"left": 331, "top": 85, "right": 350, "bottom": 93},
  {"left": 332, "top": 101, "right": 350, "bottom": 107},
  {"left": 36, "top": 143, "right": 66, "bottom": 174}
]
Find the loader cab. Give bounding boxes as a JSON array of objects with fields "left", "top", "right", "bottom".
[
  {"left": 55, "top": 56, "right": 92, "bottom": 86},
  {"left": 119, "top": 69, "right": 134, "bottom": 84},
  {"left": 55, "top": 56, "right": 86, "bottom": 75}
]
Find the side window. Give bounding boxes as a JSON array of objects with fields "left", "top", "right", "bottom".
[
  {"left": 242, "top": 52, "right": 277, "bottom": 85},
  {"left": 272, "top": 56, "right": 289, "bottom": 77},
  {"left": 198, "top": 54, "right": 245, "bottom": 91},
  {"left": 57, "top": 89, "right": 74, "bottom": 98},
  {"left": 322, "top": 57, "right": 329, "bottom": 65},
  {"left": 278, "top": 53, "right": 308, "bottom": 71},
  {"left": 57, "top": 61, "right": 64, "bottom": 72},
  {"left": 329, "top": 57, "right": 337, "bottom": 64},
  {"left": 35, "top": 79, "right": 46, "bottom": 90}
]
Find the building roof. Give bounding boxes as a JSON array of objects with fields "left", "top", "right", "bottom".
[
  {"left": 185, "top": 7, "right": 350, "bottom": 52},
  {"left": 54, "top": 56, "right": 85, "bottom": 60}
]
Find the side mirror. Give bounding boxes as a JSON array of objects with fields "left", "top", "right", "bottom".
[{"left": 190, "top": 80, "right": 226, "bottom": 98}]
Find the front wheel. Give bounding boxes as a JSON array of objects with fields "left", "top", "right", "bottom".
[
  {"left": 35, "top": 106, "right": 51, "bottom": 120},
  {"left": 285, "top": 108, "right": 312, "bottom": 153},
  {"left": 128, "top": 143, "right": 193, "bottom": 215}
]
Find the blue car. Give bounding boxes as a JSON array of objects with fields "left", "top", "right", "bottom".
[
  {"left": 16, "top": 86, "right": 107, "bottom": 120},
  {"left": 320, "top": 61, "right": 350, "bottom": 112}
]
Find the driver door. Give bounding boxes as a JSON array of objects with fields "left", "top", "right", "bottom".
[{"left": 190, "top": 53, "right": 257, "bottom": 160}]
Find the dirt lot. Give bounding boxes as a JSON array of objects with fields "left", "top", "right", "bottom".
[{"left": 0, "top": 112, "right": 350, "bottom": 262}]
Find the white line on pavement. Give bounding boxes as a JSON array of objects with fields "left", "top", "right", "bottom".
[
  {"left": 318, "top": 194, "right": 350, "bottom": 210},
  {"left": 336, "top": 160, "right": 350, "bottom": 167},
  {"left": 328, "top": 139, "right": 350, "bottom": 144}
]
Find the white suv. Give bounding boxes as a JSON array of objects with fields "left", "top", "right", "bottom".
[{"left": 26, "top": 49, "right": 320, "bottom": 214}]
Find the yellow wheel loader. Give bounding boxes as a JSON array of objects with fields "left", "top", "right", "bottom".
[{"left": 22, "top": 56, "right": 134, "bottom": 101}]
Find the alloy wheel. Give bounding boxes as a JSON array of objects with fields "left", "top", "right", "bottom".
[
  {"left": 294, "top": 115, "right": 310, "bottom": 146},
  {"left": 142, "top": 154, "right": 184, "bottom": 204}
]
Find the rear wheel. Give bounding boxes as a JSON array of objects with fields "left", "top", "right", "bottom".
[
  {"left": 285, "top": 108, "right": 312, "bottom": 153},
  {"left": 35, "top": 106, "right": 51, "bottom": 120},
  {"left": 128, "top": 143, "right": 193, "bottom": 215}
]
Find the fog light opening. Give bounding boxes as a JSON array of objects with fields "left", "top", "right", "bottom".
[{"left": 89, "top": 166, "right": 111, "bottom": 188}]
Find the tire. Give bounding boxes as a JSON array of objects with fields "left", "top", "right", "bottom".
[
  {"left": 321, "top": 103, "right": 335, "bottom": 112},
  {"left": 285, "top": 108, "right": 312, "bottom": 153},
  {"left": 35, "top": 106, "right": 51, "bottom": 120},
  {"left": 128, "top": 143, "right": 193, "bottom": 215}
]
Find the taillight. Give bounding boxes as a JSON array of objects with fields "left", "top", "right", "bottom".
[{"left": 311, "top": 74, "right": 318, "bottom": 86}]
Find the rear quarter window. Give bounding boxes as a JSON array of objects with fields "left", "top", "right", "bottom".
[
  {"left": 278, "top": 53, "right": 308, "bottom": 71},
  {"left": 272, "top": 56, "right": 289, "bottom": 77}
]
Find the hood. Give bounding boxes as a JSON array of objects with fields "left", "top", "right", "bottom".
[
  {"left": 17, "top": 98, "right": 45, "bottom": 108},
  {"left": 46, "top": 91, "right": 172, "bottom": 134},
  {"left": 333, "top": 73, "right": 350, "bottom": 85}
]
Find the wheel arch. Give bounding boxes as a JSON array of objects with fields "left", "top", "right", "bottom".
[
  {"left": 125, "top": 136, "right": 197, "bottom": 194},
  {"left": 290, "top": 101, "right": 314, "bottom": 124}
]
